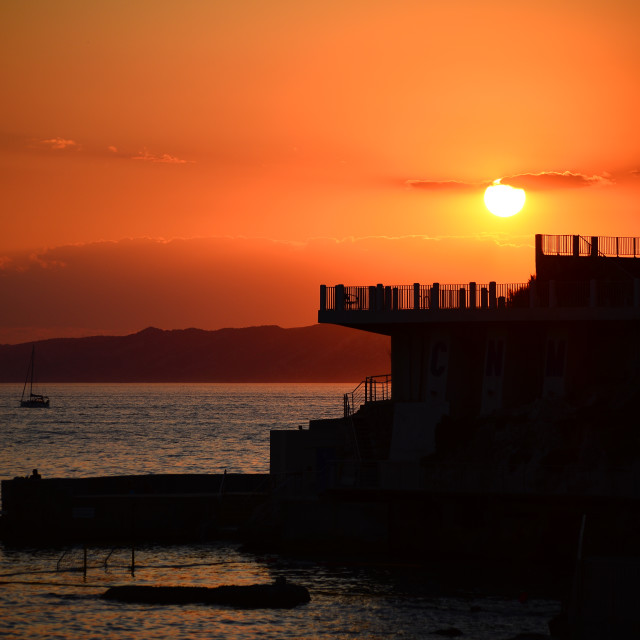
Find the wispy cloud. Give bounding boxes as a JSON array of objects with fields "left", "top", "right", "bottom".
[
  {"left": 39, "top": 137, "right": 80, "bottom": 150},
  {"left": 405, "top": 179, "right": 480, "bottom": 190},
  {"left": 309, "top": 232, "right": 532, "bottom": 246},
  {"left": 500, "top": 171, "right": 612, "bottom": 190},
  {"left": 9, "top": 135, "right": 193, "bottom": 165},
  {"left": 131, "top": 149, "right": 193, "bottom": 164}
]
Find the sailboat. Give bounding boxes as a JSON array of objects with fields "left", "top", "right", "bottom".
[{"left": 20, "top": 345, "right": 50, "bottom": 408}]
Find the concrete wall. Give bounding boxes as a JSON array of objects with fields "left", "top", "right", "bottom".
[
  {"left": 537, "top": 252, "right": 640, "bottom": 283},
  {"left": 270, "top": 418, "right": 350, "bottom": 485}
]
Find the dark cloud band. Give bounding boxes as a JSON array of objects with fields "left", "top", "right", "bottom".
[{"left": 406, "top": 171, "right": 612, "bottom": 192}]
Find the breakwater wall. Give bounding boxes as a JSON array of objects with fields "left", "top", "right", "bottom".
[{"left": 1, "top": 473, "right": 269, "bottom": 544}]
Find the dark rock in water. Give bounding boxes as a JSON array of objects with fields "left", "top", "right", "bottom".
[
  {"left": 431, "top": 629, "right": 463, "bottom": 637},
  {"left": 102, "top": 579, "right": 310, "bottom": 609}
]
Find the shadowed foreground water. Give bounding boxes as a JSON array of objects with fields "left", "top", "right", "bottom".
[
  {"left": 0, "top": 384, "right": 560, "bottom": 638},
  {"left": 1, "top": 542, "right": 559, "bottom": 640}
]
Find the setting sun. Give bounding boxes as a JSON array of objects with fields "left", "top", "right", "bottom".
[{"left": 484, "top": 183, "right": 526, "bottom": 218}]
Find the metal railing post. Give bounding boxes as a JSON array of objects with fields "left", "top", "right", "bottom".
[
  {"left": 535, "top": 233, "right": 543, "bottom": 257},
  {"left": 431, "top": 283, "right": 439, "bottom": 310},
  {"left": 384, "top": 286, "right": 392, "bottom": 310},
  {"left": 489, "top": 282, "right": 497, "bottom": 309},
  {"left": 413, "top": 283, "right": 420, "bottom": 309},
  {"left": 320, "top": 284, "right": 327, "bottom": 311},
  {"left": 376, "top": 284, "right": 384, "bottom": 310},
  {"left": 469, "top": 282, "right": 476, "bottom": 309},
  {"left": 458, "top": 287, "right": 466, "bottom": 309}
]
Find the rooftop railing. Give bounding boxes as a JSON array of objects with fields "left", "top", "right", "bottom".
[{"left": 539, "top": 234, "right": 640, "bottom": 258}]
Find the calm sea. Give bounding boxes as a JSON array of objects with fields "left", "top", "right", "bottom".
[{"left": 0, "top": 384, "right": 559, "bottom": 639}]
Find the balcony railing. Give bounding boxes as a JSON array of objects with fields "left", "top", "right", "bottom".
[
  {"left": 321, "top": 282, "right": 531, "bottom": 312},
  {"left": 320, "top": 279, "right": 640, "bottom": 313}
]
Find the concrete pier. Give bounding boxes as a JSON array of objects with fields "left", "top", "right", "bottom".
[{"left": 0, "top": 473, "right": 269, "bottom": 544}]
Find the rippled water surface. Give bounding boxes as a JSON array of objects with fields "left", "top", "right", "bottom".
[
  {"left": 0, "top": 384, "right": 560, "bottom": 639},
  {"left": 0, "top": 383, "right": 346, "bottom": 478}
]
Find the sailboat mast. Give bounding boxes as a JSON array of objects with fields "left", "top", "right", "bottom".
[
  {"left": 21, "top": 346, "right": 34, "bottom": 401},
  {"left": 19, "top": 345, "right": 49, "bottom": 407}
]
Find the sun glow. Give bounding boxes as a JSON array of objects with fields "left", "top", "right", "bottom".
[{"left": 484, "top": 183, "right": 526, "bottom": 217}]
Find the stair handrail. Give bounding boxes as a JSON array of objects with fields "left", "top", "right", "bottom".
[{"left": 343, "top": 374, "right": 391, "bottom": 417}]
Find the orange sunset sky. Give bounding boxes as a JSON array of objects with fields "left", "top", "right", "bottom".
[{"left": 2, "top": 0, "right": 640, "bottom": 344}]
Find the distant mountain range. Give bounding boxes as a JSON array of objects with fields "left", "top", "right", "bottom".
[{"left": 0, "top": 325, "right": 390, "bottom": 383}]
